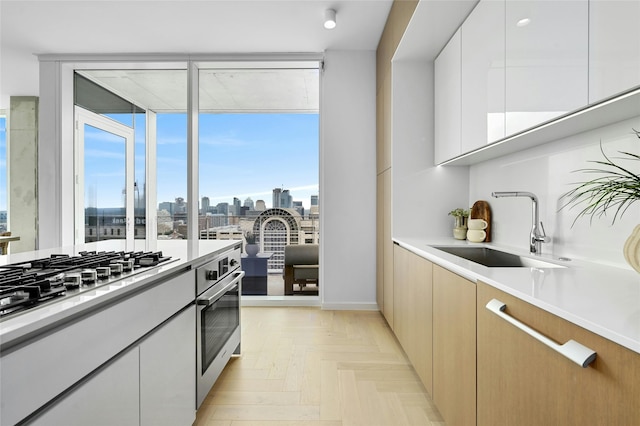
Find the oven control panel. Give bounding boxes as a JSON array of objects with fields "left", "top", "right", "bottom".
[{"left": 196, "top": 247, "right": 242, "bottom": 296}]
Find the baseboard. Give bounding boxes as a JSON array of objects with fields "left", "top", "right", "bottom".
[
  {"left": 241, "top": 295, "right": 321, "bottom": 307},
  {"left": 241, "top": 298, "right": 380, "bottom": 311},
  {"left": 320, "top": 302, "right": 380, "bottom": 311}
]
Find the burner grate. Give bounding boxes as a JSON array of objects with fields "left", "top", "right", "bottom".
[{"left": 0, "top": 251, "right": 172, "bottom": 318}]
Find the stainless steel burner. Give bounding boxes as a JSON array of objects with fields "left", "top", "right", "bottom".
[{"left": 0, "top": 251, "right": 173, "bottom": 319}]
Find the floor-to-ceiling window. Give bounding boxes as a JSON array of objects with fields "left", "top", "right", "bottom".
[
  {"left": 198, "top": 64, "right": 320, "bottom": 278},
  {"left": 72, "top": 60, "right": 320, "bottom": 297},
  {"left": 0, "top": 113, "right": 6, "bottom": 233}
]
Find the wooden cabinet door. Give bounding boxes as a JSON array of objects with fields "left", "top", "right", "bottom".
[
  {"left": 434, "top": 28, "right": 462, "bottom": 164},
  {"left": 376, "top": 72, "right": 392, "bottom": 173},
  {"left": 477, "top": 281, "right": 640, "bottom": 426},
  {"left": 393, "top": 245, "right": 433, "bottom": 395},
  {"left": 378, "top": 169, "right": 394, "bottom": 327},
  {"left": 432, "top": 265, "right": 476, "bottom": 426}
]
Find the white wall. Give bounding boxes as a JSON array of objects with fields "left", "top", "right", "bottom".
[
  {"left": 469, "top": 115, "right": 640, "bottom": 268},
  {"left": 321, "top": 50, "right": 377, "bottom": 309},
  {"left": 392, "top": 60, "right": 469, "bottom": 240},
  {"left": 0, "top": 46, "right": 40, "bottom": 108}
]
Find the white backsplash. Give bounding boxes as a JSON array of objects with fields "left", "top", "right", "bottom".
[{"left": 469, "top": 116, "right": 640, "bottom": 268}]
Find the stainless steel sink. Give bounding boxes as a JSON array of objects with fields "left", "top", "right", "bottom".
[{"left": 431, "top": 246, "right": 565, "bottom": 268}]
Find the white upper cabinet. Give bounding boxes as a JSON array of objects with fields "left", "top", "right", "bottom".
[
  {"left": 435, "top": 28, "right": 462, "bottom": 165},
  {"left": 589, "top": 0, "right": 640, "bottom": 103},
  {"left": 505, "top": 0, "right": 589, "bottom": 136},
  {"left": 461, "top": 0, "right": 505, "bottom": 154}
]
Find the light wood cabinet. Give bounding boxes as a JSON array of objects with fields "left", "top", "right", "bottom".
[
  {"left": 434, "top": 28, "right": 462, "bottom": 164},
  {"left": 377, "top": 169, "right": 393, "bottom": 327},
  {"left": 376, "top": 173, "right": 384, "bottom": 312},
  {"left": 461, "top": 0, "right": 505, "bottom": 152},
  {"left": 377, "top": 72, "right": 392, "bottom": 173},
  {"left": 393, "top": 244, "right": 433, "bottom": 394},
  {"left": 505, "top": 0, "right": 588, "bottom": 135},
  {"left": 477, "top": 281, "right": 640, "bottom": 426},
  {"left": 432, "top": 265, "right": 476, "bottom": 426},
  {"left": 589, "top": 0, "right": 640, "bottom": 103}
]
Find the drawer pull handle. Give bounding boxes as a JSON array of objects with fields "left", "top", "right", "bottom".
[{"left": 486, "top": 299, "right": 597, "bottom": 368}]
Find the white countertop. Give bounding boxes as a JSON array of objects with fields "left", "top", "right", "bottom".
[
  {"left": 0, "top": 239, "right": 240, "bottom": 349},
  {"left": 394, "top": 237, "right": 640, "bottom": 355}
]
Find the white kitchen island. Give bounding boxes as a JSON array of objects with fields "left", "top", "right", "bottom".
[{"left": 0, "top": 239, "right": 240, "bottom": 426}]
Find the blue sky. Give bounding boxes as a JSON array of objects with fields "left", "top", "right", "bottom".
[{"left": 85, "top": 112, "right": 319, "bottom": 210}]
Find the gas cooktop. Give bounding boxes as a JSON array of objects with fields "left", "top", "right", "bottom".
[{"left": 0, "top": 250, "right": 173, "bottom": 319}]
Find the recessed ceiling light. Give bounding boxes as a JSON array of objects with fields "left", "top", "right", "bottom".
[
  {"left": 324, "top": 9, "right": 337, "bottom": 30},
  {"left": 516, "top": 18, "right": 531, "bottom": 27}
]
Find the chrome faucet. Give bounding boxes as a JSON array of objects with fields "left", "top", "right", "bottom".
[{"left": 491, "top": 191, "right": 550, "bottom": 254}]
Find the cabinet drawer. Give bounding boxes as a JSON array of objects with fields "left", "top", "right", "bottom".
[{"left": 477, "top": 281, "right": 640, "bottom": 425}]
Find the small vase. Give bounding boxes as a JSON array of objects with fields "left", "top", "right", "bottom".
[
  {"left": 245, "top": 244, "right": 260, "bottom": 257},
  {"left": 453, "top": 227, "right": 467, "bottom": 240},
  {"left": 623, "top": 224, "right": 640, "bottom": 273},
  {"left": 453, "top": 216, "right": 468, "bottom": 240}
]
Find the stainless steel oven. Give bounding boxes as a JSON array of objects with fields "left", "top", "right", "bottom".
[{"left": 195, "top": 247, "right": 244, "bottom": 408}]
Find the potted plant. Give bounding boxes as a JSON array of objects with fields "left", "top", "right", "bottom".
[
  {"left": 561, "top": 129, "right": 640, "bottom": 272},
  {"left": 244, "top": 231, "right": 260, "bottom": 256},
  {"left": 449, "top": 208, "right": 470, "bottom": 240}
]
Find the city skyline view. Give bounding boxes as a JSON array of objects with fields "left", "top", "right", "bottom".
[
  {"left": 82, "top": 112, "right": 319, "bottom": 210},
  {"left": 201, "top": 113, "right": 318, "bottom": 210},
  {"left": 158, "top": 188, "right": 319, "bottom": 210}
]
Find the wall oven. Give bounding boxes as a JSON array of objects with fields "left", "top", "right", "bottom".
[{"left": 195, "top": 247, "right": 244, "bottom": 408}]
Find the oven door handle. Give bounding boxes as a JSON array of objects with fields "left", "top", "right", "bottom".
[{"left": 196, "top": 271, "right": 245, "bottom": 307}]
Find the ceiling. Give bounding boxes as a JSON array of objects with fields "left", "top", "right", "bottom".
[
  {"left": 1, "top": 1, "right": 392, "bottom": 54},
  {"left": 79, "top": 66, "right": 321, "bottom": 113},
  {"left": 2, "top": 0, "right": 391, "bottom": 112}
]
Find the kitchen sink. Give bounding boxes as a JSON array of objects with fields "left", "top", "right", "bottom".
[{"left": 430, "top": 246, "right": 566, "bottom": 268}]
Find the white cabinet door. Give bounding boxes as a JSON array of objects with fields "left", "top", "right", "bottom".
[
  {"left": 589, "top": 0, "right": 640, "bottom": 103},
  {"left": 435, "top": 28, "right": 462, "bottom": 164},
  {"left": 140, "top": 305, "right": 196, "bottom": 426},
  {"left": 31, "top": 349, "right": 140, "bottom": 426},
  {"left": 505, "top": 0, "right": 588, "bottom": 135},
  {"left": 461, "top": 0, "right": 505, "bottom": 153}
]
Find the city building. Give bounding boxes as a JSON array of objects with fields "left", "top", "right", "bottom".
[
  {"left": 272, "top": 188, "right": 292, "bottom": 208},
  {"left": 249, "top": 207, "right": 319, "bottom": 271},
  {"left": 201, "top": 196, "right": 210, "bottom": 214},
  {"left": 199, "top": 224, "right": 242, "bottom": 240},
  {"left": 243, "top": 197, "right": 254, "bottom": 211},
  {"left": 272, "top": 188, "right": 282, "bottom": 208},
  {"left": 215, "top": 202, "right": 229, "bottom": 216},
  {"left": 158, "top": 201, "right": 174, "bottom": 215}
]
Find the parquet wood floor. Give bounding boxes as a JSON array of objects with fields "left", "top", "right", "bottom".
[{"left": 194, "top": 307, "right": 445, "bottom": 426}]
